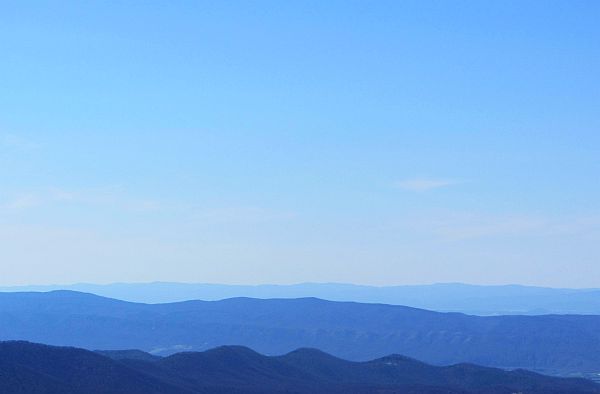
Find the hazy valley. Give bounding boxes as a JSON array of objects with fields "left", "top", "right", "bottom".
[{"left": 2, "top": 290, "right": 600, "bottom": 380}]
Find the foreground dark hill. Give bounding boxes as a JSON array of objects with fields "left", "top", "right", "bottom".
[
  {"left": 1, "top": 341, "right": 599, "bottom": 394},
  {"left": 5, "top": 282, "right": 600, "bottom": 314},
  {"left": 0, "top": 341, "right": 188, "bottom": 394},
  {"left": 2, "top": 291, "right": 600, "bottom": 375}
]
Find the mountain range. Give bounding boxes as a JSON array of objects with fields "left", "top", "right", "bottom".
[
  {"left": 1, "top": 290, "right": 600, "bottom": 377},
  {"left": 1, "top": 341, "right": 599, "bottom": 394},
  {"left": 3, "top": 282, "right": 600, "bottom": 315}
]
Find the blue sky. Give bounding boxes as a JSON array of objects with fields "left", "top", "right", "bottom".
[{"left": 1, "top": 1, "right": 599, "bottom": 287}]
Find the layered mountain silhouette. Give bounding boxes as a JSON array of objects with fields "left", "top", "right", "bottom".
[
  {"left": 1, "top": 341, "right": 598, "bottom": 394},
  {"left": 4, "top": 282, "right": 600, "bottom": 315},
  {"left": 2, "top": 290, "right": 600, "bottom": 376}
]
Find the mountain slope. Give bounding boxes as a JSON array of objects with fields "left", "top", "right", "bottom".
[
  {"left": 1, "top": 291, "right": 600, "bottom": 375},
  {"left": 1, "top": 341, "right": 599, "bottom": 394},
  {"left": 4, "top": 282, "right": 600, "bottom": 315},
  {"left": 0, "top": 341, "right": 190, "bottom": 394}
]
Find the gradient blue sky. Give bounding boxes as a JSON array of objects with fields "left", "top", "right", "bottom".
[{"left": 1, "top": 1, "right": 599, "bottom": 287}]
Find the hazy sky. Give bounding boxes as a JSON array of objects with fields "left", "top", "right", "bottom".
[{"left": 1, "top": 1, "right": 599, "bottom": 287}]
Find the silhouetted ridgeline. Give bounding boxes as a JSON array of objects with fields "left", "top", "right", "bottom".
[
  {"left": 1, "top": 290, "right": 600, "bottom": 376},
  {"left": 4, "top": 282, "right": 600, "bottom": 314},
  {"left": 0, "top": 341, "right": 598, "bottom": 394}
]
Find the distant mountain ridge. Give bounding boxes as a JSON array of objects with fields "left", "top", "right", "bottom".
[
  {"left": 2, "top": 282, "right": 600, "bottom": 315},
  {"left": 1, "top": 341, "right": 598, "bottom": 394},
  {"left": 2, "top": 290, "right": 600, "bottom": 376}
]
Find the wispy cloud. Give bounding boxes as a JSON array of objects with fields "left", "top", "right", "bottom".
[
  {"left": 0, "top": 133, "right": 39, "bottom": 150},
  {"left": 46, "top": 186, "right": 162, "bottom": 213},
  {"left": 0, "top": 187, "right": 293, "bottom": 222},
  {"left": 413, "top": 212, "right": 600, "bottom": 241},
  {"left": 190, "top": 206, "right": 297, "bottom": 223},
  {"left": 0, "top": 187, "right": 161, "bottom": 214},
  {"left": 395, "top": 178, "right": 460, "bottom": 192},
  {"left": 1, "top": 194, "right": 42, "bottom": 212}
]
